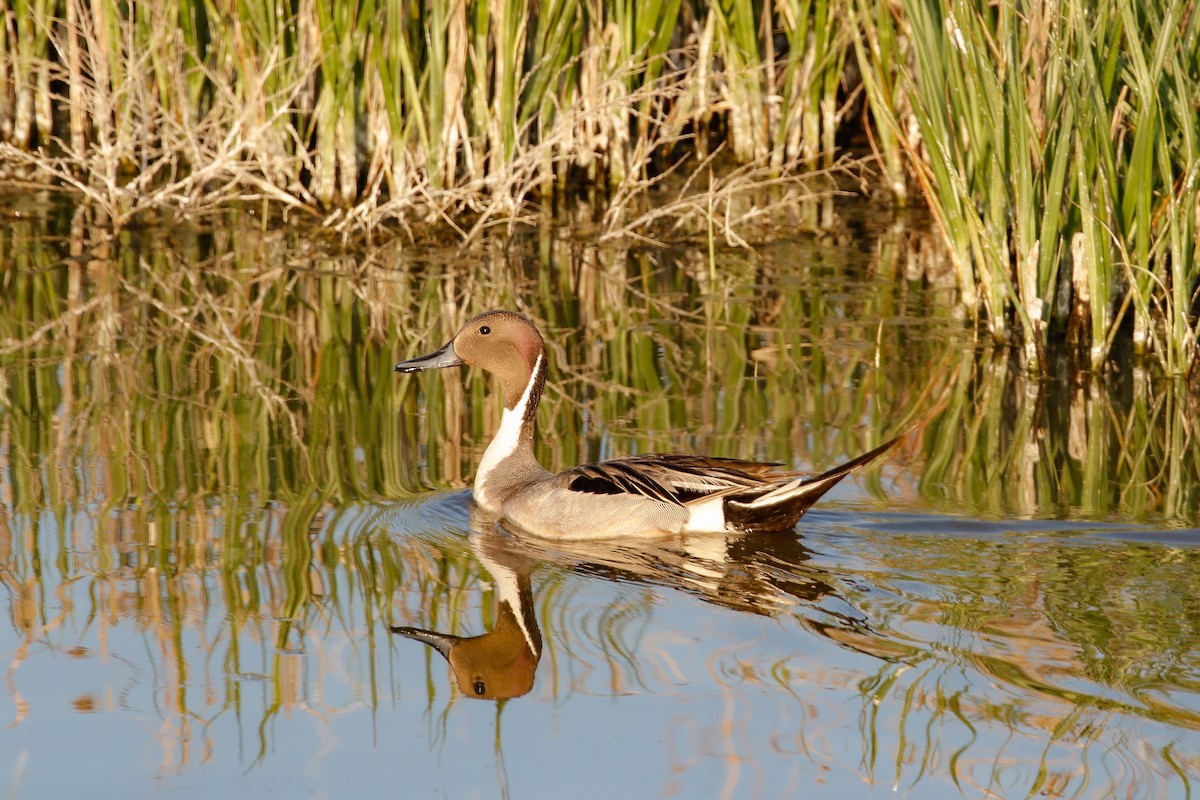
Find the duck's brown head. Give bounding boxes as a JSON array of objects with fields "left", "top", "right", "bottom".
[{"left": 395, "top": 310, "right": 545, "bottom": 409}]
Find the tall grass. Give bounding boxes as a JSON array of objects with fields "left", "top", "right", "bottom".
[
  {"left": 0, "top": 0, "right": 852, "bottom": 223},
  {"left": 862, "top": 0, "right": 1200, "bottom": 373}
]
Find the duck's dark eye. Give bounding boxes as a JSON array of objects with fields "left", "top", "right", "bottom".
[
  {"left": 479, "top": 325, "right": 491, "bottom": 335},
  {"left": 473, "top": 680, "right": 486, "bottom": 695}
]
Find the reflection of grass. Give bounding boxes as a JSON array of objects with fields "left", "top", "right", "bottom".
[
  {"left": 920, "top": 351, "right": 1200, "bottom": 520},
  {"left": 812, "top": 530, "right": 1200, "bottom": 797},
  {"left": 848, "top": 646, "right": 1196, "bottom": 798},
  {"left": 2, "top": 205, "right": 950, "bottom": 514},
  {"left": 0, "top": 201, "right": 936, "bottom": 768},
  {"left": 5, "top": 751, "right": 26, "bottom": 800},
  {"left": 0, "top": 202, "right": 1195, "bottom": 529},
  {"left": 0, "top": 202, "right": 1198, "bottom": 783}
]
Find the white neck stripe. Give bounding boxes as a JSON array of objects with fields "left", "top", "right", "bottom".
[
  {"left": 491, "top": 563, "right": 538, "bottom": 655},
  {"left": 474, "top": 353, "right": 542, "bottom": 507}
]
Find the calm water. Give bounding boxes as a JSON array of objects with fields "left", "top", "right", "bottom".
[{"left": 1, "top": 196, "right": 1198, "bottom": 798}]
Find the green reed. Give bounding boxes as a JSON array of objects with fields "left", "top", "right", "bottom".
[
  {"left": 2, "top": 1, "right": 1199, "bottom": 372},
  {"left": 862, "top": 0, "right": 1200, "bottom": 373},
  {"left": 0, "top": 0, "right": 54, "bottom": 147},
  {"left": 0, "top": 2, "right": 850, "bottom": 212}
]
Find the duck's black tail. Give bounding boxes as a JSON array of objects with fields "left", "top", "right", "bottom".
[{"left": 725, "top": 433, "right": 907, "bottom": 532}]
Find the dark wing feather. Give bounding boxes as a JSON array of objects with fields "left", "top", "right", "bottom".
[
  {"left": 563, "top": 453, "right": 797, "bottom": 505},
  {"left": 567, "top": 460, "right": 681, "bottom": 505}
]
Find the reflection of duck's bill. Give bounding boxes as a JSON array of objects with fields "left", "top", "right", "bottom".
[{"left": 391, "top": 626, "right": 459, "bottom": 659}]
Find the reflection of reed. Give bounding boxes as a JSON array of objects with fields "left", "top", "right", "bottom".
[
  {"left": 0, "top": 202, "right": 1198, "bottom": 793},
  {"left": 920, "top": 349, "right": 1200, "bottom": 519},
  {"left": 383, "top": 504, "right": 1200, "bottom": 800},
  {"left": 1, "top": 204, "right": 958, "bottom": 515},
  {"left": 835, "top": 528, "right": 1200, "bottom": 797}
]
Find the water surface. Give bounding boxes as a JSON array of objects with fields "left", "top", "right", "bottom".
[{"left": 1, "top": 197, "right": 1198, "bottom": 798}]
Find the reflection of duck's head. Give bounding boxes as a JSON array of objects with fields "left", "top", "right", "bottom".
[
  {"left": 392, "top": 595, "right": 541, "bottom": 700},
  {"left": 392, "top": 530, "right": 542, "bottom": 700}
]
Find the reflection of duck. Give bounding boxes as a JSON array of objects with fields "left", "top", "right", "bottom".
[
  {"left": 390, "top": 514, "right": 852, "bottom": 701},
  {"left": 396, "top": 310, "right": 904, "bottom": 540},
  {"left": 391, "top": 531, "right": 541, "bottom": 700},
  {"left": 525, "top": 525, "right": 837, "bottom": 617}
]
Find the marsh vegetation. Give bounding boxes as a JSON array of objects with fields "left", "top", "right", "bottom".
[
  {"left": 1, "top": 3, "right": 1199, "bottom": 795},
  {"left": 1, "top": 0, "right": 1198, "bottom": 370}
]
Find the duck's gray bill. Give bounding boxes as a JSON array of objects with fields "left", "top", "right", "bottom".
[
  {"left": 390, "top": 626, "right": 460, "bottom": 659},
  {"left": 395, "top": 341, "right": 463, "bottom": 373}
]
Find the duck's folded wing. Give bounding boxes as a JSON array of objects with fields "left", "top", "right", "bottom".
[{"left": 560, "top": 454, "right": 794, "bottom": 505}]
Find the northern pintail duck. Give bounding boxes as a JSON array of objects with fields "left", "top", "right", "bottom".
[{"left": 396, "top": 310, "right": 903, "bottom": 540}]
